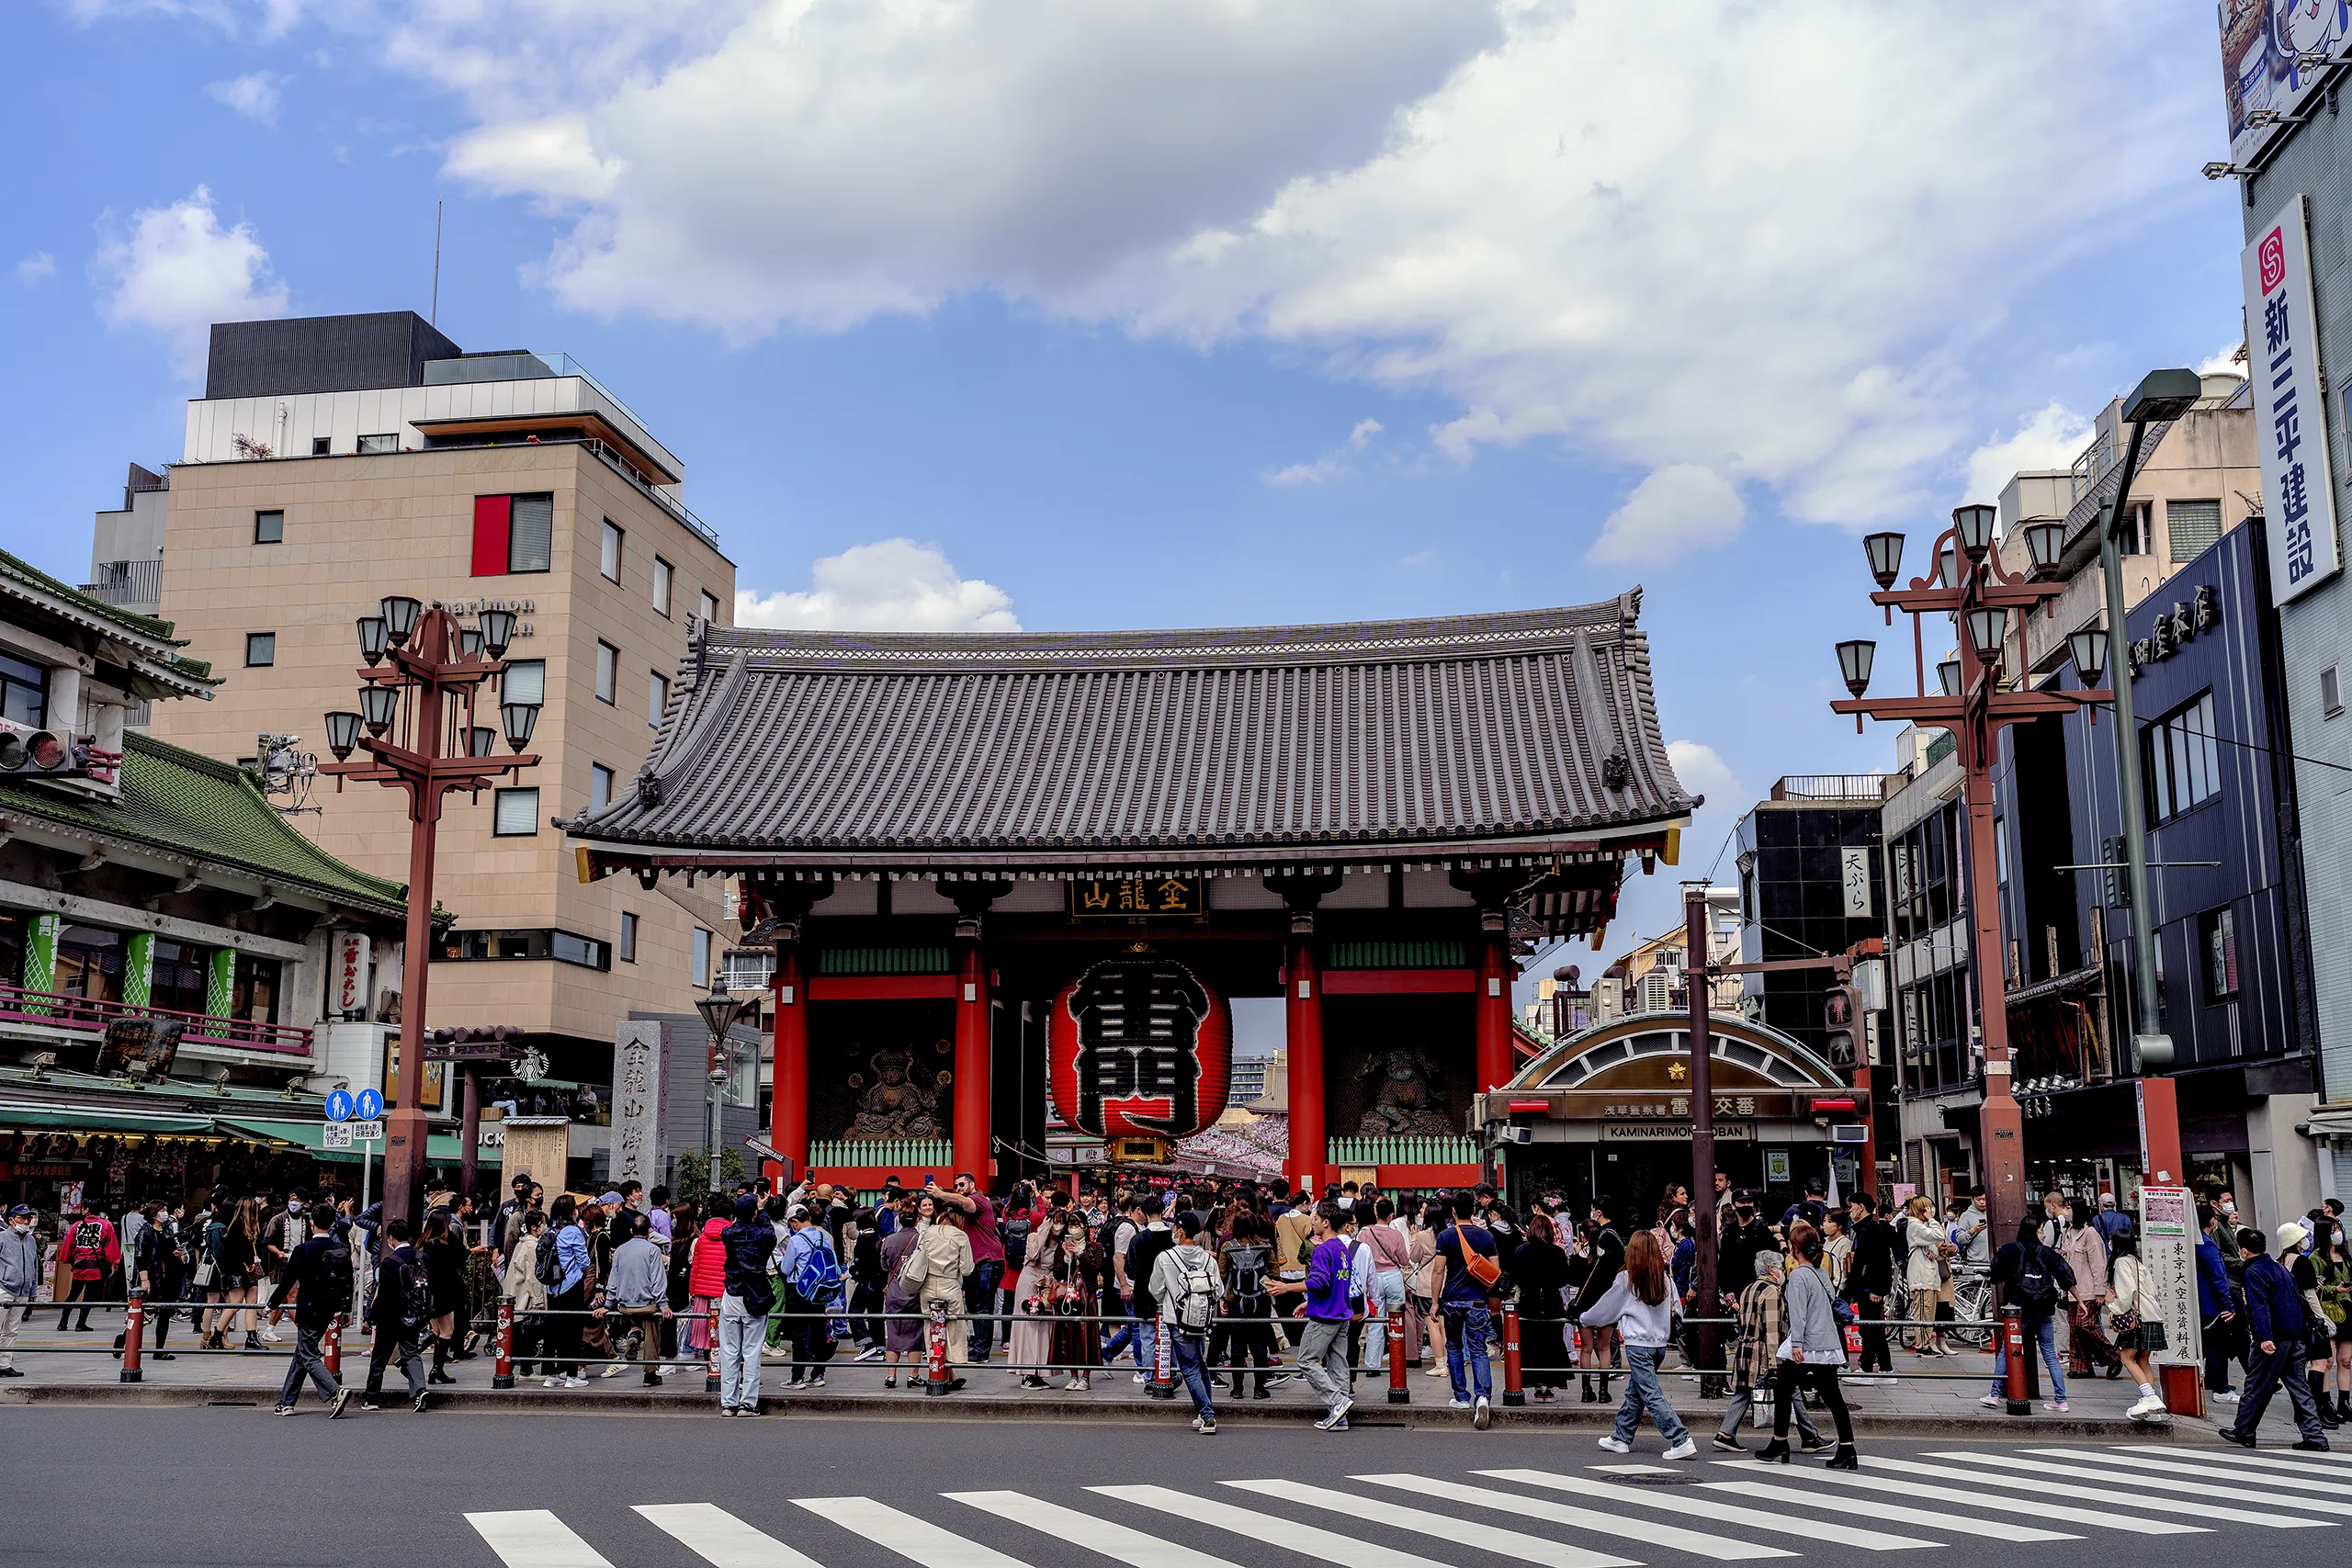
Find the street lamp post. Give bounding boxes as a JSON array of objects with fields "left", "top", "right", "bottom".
[
  {"left": 1831, "top": 506, "right": 2109, "bottom": 1241},
  {"left": 696, "top": 978, "right": 739, "bottom": 1197},
  {"left": 318, "top": 599, "right": 539, "bottom": 1227}
]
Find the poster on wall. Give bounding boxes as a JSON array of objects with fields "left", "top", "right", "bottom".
[
  {"left": 382, "top": 1048, "right": 447, "bottom": 1112},
  {"left": 2244, "top": 194, "right": 2345, "bottom": 604},
  {"left": 2221, "top": 1, "right": 2350, "bottom": 164}
]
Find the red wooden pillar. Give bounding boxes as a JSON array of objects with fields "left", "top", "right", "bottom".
[
  {"left": 1286, "top": 919, "right": 1324, "bottom": 1193},
  {"left": 768, "top": 937, "right": 808, "bottom": 1185},
  {"left": 953, "top": 924, "right": 991, "bottom": 1182},
  {"left": 1475, "top": 914, "right": 1514, "bottom": 1092},
  {"left": 2137, "top": 1076, "right": 2183, "bottom": 1185}
]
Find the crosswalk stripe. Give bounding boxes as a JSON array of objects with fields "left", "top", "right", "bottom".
[
  {"left": 2119, "top": 1444, "right": 2352, "bottom": 1481},
  {"left": 1861, "top": 1457, "right": 2326, "bottom": 1529},
  {"left": 950, "top": 1491, "right": 1240, "bottom": 1568},
  {"left": 1224, "top": 1479, "right": 1636, "bottom": 1568},
  {"left": 637, "top": 1504, "right": 831, "bottom": 1568},
  {"left": 466, "top": 1510, "right": 616, "bottom": 1568},
  {"left": 1095, "top": 1484, "right": 1476, "bottom": 1568},
  {"left": 1696, "top": 1480, "right": 2078, "bottom": 1543},
  {"left": 2127, "top": 1439, "right": 2352, "bottom": 1468},
  {"left": 792, "top": 1497, "right": 1035, "bottom": 1568},
  {"left": 1474, "top": 1471, "right": 1938, "bottom": 1552},
  {"left": 1353, "top": 1473, "right": 1795, "bottom": 1562},
  {"left": 1932, "top": 1448, "right": 2352, "bottom": 1514},
  {"left": 1702, "top": 1461, "right": 2203, "bottom": 1536},
  {"left": 2019, "top": 1449, "right": 2352, "bottom": 1507}
]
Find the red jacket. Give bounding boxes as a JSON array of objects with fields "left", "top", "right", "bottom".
[
  {"left": 687, "top": 1216, "right": 729, "bottom": 1299},
  {"left": 60, "top": 1213, "right": 121, "bottom": 1282}
]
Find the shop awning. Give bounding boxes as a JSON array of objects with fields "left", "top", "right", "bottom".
[
  {"left": 0, "top": 1103, "right": 218, "bottom": 1135},
  {"left": 217, "top": 1118, "right": 469, "bottom": 1165}
]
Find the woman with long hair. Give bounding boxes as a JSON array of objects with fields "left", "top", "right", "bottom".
[
  {"left": 2295, "top": 1210, "right": 2347, "bottom": 1429},
  {"left": 1008, "top": 1212, "right": 1058, "bottom": 1389},
  {"left": 208, "top": 1198, "right": 262, "bottom": 1350},
  {"left": 1897, "top": 1194, "right": 1947, "bottom": 1353},
  {"left": 1512, "top": 1212, "right": 1572, "bottom": 1401},
  {"left": 1410, "top": 1200, "right": 1448, "bottom": 1376},
  {"left": 1048, "top": 1218, "right": 1108, "bottom": 1392},
  {"left": 2104, "top": 1224, "right": 2167, "bottom": 1421},
  {"left": 421, "top": 1210, "right": 467, "bottom": 1384},
  {"left": 1755, "top": 1220, "right": 1857, "bottom": 1468},
  {"left": 1577, "top": 1227, "right": 1693, "bottom": 1456},
  {"left": 2317, "top": 1211, "right": 2352, "bottom": 1422},
  {"left": 2061, "top": 1198, "right": 2119, "bottom": 1378},
  {"left": 878, "top": 1193, "right": 928, "bottom": 1388}
]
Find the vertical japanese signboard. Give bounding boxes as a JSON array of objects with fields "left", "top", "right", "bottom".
[
  {"left": 2138, "top": 1183, "right": 2202, "bottom": 1371},
  {"left": 1840, "top": 848, "right": 1872, "bottom": 918},
  {"left": 2244, "top": 195, "right": 2342, "bottom": 604},
  {"left": 334, "top": 931, "right": 370, "bottom": 1018}
]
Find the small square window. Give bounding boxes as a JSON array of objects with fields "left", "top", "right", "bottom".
[
  {"left": 601, "top": 519, "right": 624, "bottom": 583},
  {"left": 698, "top": 590, "right": 720, "bottom": 626},
  {"left": 492, "top": 787, "right": 540, "bottom": 837},
  {"left": 310, "top": 436, "right": 330, "bottom": 457},
  {"left": 244, "top": 632, "right": 276, "bottom": 667},
  {"left": 652, "top": 558, "right": 673, "bottom": 617},
  {"left": 254, "top": 510, "right": 284, "bottom": 544},
  {"left": 648, "top": 670, "right": 669, "bottom": 728},
  {"left": 501, "top": 659, "right": 546, "bottom": 706},
  {"left": 594, "top": 641, "right": 617, "bottom": 705},
  {"left": 356, "top": 433, "right": 399, "bottom": 456},
  {"left": 590, "top": 762, "right": 614, "bottom": 812},
  {"left": 2324, "top": 664, "right": 2343, "bottom": 718},
  {"left": 619, "top": 911, "right": 639, "bottom": 964}
]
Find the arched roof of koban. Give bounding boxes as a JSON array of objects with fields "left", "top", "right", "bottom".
[
  {"left": 564, "top": 592, "right": 1699, "bottom": 865},
  {"left": 1508, "top": 1010, "right": 1846, "bottom": 1092}
]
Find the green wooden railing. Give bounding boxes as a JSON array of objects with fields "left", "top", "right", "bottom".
[
  {"left": 808, "top": 1137, "right": 952, "bottom": 1168},
  {"left": 1325, "top": 1134, "right": 1480, "bottom": 1166},
  {"left": 1324, "top": 939, "right": 1468, "bottom": 969}
]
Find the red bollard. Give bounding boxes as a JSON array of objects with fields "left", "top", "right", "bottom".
[
  {"left": 492, "top": 1297, "right": 514, "bottom": 1390},
  {"left": 1148, "top": 1314, "right": 1174, "bottom": 1399},
  {"left": 2002, "top": 1305, "right": 2028, "bottom": 1416},
  {"left": 706, "top": 1310, "right": 723, "bottom": 1394},
  {"left": 323, "top": 1315, "right": 343, "bottom": 1379},
  {"left": 925, "top": 1302, "right": 952, "bottom": 1396},
  {"left": 1387, "top": 1314, "right": 1409, "bottom": 1405},
  {"left": 120, "top": 1290, "right": 144, "bottom": 1383},
  {"left": 1500, "top": 1303, "right": 1523, "bottom": 1407}
]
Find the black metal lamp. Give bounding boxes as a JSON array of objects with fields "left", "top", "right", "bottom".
[
  {"left": 1863, "top": 532, "right": 1905, "bottom": 590},
  {"left": 2023, "top": 520, "right": 2064, "bottom": 575},
  {"left": 501, "top": 700, "right": 540, "bottom": 752},
  {"left": 459, "top": 627, "right": 484, "bottom": 660},
  {"left": 1965, "top": 605, "right": 2009, "bottom": 660},
  {"left": 1953, "top": 503, "right": 1997, "bottom": 560},
  {"left": 1935, "top": 546, "right": 1959, "bottom": 590},
  {"left": 379, "top": 595, "right": 424, "bottom": 647},
  {"left": 358, "top": 683, "right": 400, "bottom": 736},
  {"left": 696, "top": 978, "right": 738, "bottom": 1043},
  {"left": 469, "top": 725, "right": 497, "bottom": 758},
  {"left": 356, "top": 615, "right": 390, "bottom": 665},
  {"left": 323, "top": 710, "right": 362, "bottom": 761},
  {"left": 479, "top": 608, "right": 518, "bottom": 659},
  {"left": 2066, "top": 626, "right": 2107, "bottom": 682},
  {"left": 1835, "top": 638, "right": 1876, "bottom": 698},
  {"left": 2121, "top": 367, "right": 2206, "bottom": 425},
  {"left": 1938, "top": 659, "right": 1963, "bottom": 698}
]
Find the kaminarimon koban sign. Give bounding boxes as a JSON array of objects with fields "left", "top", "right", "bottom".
[{"left": 1049, "top": 955, "right": 1233, "bottom": 1162}]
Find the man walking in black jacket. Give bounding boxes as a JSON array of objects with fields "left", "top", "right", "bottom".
[
  {"left": 361, "top": 1219, "right": 432, "bottom": 1414},
  {"left": 270, "top": 1218, "right": 356, "bottom": 1417},
  {"left": 1846, "top": 1197, "right": 1900, "bottom": 1379}
]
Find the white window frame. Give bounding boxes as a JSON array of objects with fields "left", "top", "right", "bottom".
[
  {"left": 648, "top": 669, "right": 669, "bottom": 728},
  {"left": 589, "top": 763, "right": 614, "bottom": 812},
  {"left": 692, "top": 927, "right": 712, "bottom": 987},
  {"left": 600, "top": 518, "right": 624, "bottom": 583},
  {"left": 492, "top": 787, "right": 540, "bottom": 837},
  {"left": 594, "top": 641, "right": 617, "bottom": 705},
  {"left": 652, "top": 557, "right": 673, "bottom": 617}
]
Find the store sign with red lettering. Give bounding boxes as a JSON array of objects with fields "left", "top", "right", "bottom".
[
  {"left": 334, "top": 931, "right": 371, "bottom": 1017},
  {"left": 1048, "top": 955, "right": 1232, "bottom": 1141}
]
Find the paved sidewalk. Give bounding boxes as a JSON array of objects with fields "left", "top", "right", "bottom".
[{"left": 1, "top": 1313, "right": 2310, "bottom": 1438}]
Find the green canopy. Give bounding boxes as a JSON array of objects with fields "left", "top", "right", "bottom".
[
  {"left": 217, "top": 1117, "right": 468, "bottom": 1165},
  {"left": 0, "top": 1103, "right": 217, "bottom": 1135}
]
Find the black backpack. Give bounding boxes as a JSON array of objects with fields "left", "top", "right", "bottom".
[
  {"left": 534, "top": 1228, "right": 564, "bottom": 1289},
  {"left": 1225, "top": 1243, "right": 1272, "bottom": 1317},
  {"left": 2014, "top": 1244, "right": 2059, "bottom": 1310}
]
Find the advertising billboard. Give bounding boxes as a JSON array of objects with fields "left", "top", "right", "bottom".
[
  {"left": 2222, "top": 1, "right": 2350, "bottom": 164},
  {"left": 2242, "top": 195, "right": 2343, "bottom": 604}
]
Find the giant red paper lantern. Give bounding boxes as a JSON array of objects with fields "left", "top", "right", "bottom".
[{"left": 1048, "top": 954, "right": 1233, "bottom": 1142}]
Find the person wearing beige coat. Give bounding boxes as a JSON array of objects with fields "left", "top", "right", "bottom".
[{"left": 2060, "top": 1199, "right": 2120, "bottom": 1377}]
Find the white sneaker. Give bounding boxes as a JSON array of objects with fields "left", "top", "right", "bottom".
[
  {"left": 1662, "top": 1438, "right": 1698, "bottom": 1461},
  {"left": 1596, "top": 1436, "right": 1632, "bottom": 1454},
  {"left": 1474, "top": 1395, "right": 1491, "bottom": 1431},
  {"left": 2044, "top": 1399, "right": 2068, "bottom": 1413},
  {"left": 1978, "top": 1393, "right": 2003, "bottom": 1407},
  {"left": 259, "top": 1326, "right": 284, "bottom": 1344},
  {"left": 1447, "top": 1397, "right": 1472, "bottom": 1409},
  {"left": 1134, "top": 1371, "right": 1148, "bottom": 1384},
  {"left": 2211, "top": 1389, "right": 2240, "bottom": 1401},
  {"left": 543, "top": 1376, "right": 562, "bottom": 1388},
  {"left": 2127, "top": 1394, "right": 2167, "bottom": 1419},
  {"left": 600, "top": 1364, "right": 628, "bottom": 1378},
  {"left": 566, "top": 1376, "right": 590, "bottom": 1388},
  {"left": 657, "top": 1364, "right": 680, "bottom": 1377}
]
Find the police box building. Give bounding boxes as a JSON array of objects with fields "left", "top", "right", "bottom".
[{"left": 562, "top": 597, "right": 1703, "bottom": 1194}]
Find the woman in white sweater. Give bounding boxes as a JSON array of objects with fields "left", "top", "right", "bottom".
[
  {"left": 1577, "top": 1229, "right": 1694, "bottom": 1459},
  {"left": 2105, "top": 1226, "right": 2165, "bottom": 1420}
]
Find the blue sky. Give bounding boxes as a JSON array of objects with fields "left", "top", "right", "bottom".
[{"left": 3, "top": 2, "right": 2255, "bottom": 953}]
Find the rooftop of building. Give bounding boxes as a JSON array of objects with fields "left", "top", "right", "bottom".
[{"left": 0, "top": 548, "right": 213, "bottom": 697}]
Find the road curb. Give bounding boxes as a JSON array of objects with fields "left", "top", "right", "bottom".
[{"left": 0, "top": 1382, "right": 2213, "bottom": 1438}]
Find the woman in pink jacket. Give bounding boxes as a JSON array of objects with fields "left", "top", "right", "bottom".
[{"left": 685, "top": 1206, "right": 729, "bottom": 1356}]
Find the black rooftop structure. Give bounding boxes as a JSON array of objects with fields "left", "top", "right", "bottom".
[
  {"left": 204, "top": 311, "right": 462, "bottom": 400},
  {"left": 568, "top": 593, "right": 1698, "bottom": 919}
]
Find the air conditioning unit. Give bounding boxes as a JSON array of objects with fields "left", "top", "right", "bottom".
[{"left": 0, "top": 718, "right": 90, "bottom": 777}]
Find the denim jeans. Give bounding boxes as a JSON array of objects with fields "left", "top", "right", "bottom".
[
  {"left": 1444, "top": 1303, "right": 1493, "bottom": 1401},
  {"left": 1171, "top": 1331, "right": 1216, "bottom": 1421},
  {"left": 277, "top": 1323, "right": 340, "bottom": 1407},
  {"left": 1987, "top": 1314, "right": 2066, "bottom": 1402},
  {"left": 965, "top": 1259, "right": 1005, "bottom": 1358},
  {"left": 1102, "top": 1295, "right": 1146, "bottom": 1366},
  {"left": 1611, "top": 1344, "right": 1689, "bottom": 1445},
  {"left": 718, "top": 1296, "right": 766, "bottom": 1410},
  {"left": 1365, "top": 1271, "right": 1407, "bottom": 1368}
]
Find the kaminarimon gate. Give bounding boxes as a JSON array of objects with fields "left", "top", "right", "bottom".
[{"left": 566, "top": 593, "right": 1699, "bottom": 1194}]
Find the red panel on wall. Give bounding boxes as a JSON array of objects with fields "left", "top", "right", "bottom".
[
  {"left": 1322, "top": 968, "right": 1476, "bottom": 995},
  {"left": 470, "top": 494, "right": 512, "bottom": 577},
  {"left": 808, "top": 975, "right": 959, "bottom": 1001}
]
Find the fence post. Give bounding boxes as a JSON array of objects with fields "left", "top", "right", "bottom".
[
  {"left": 706, "top": 1309, "right": 722, "bottom": 1394},
  {"left": 925, "top": 1302, "right": 952, "bottom": 1396},
  {"left": 1388, "top": 1313, "right": 1409, "bottom": 1404},
  {"left": 120, "top": 1289, "right": 145, "bottom": 1383},
  {"left": 1148, "top": 1314, "right": 1175, "bottom": 1399},
  {"left": 323, "top": 1314, "right": 343, "bottom": 1379},
  {"left": 2002, "top": 1305, "right": 2028, "bottom": 1416},
  {"left": 492, "top": 1296, "right": 514, "bottom": 1390},
  {"left": 1500, "top": 1303, "right": 1523, "bottom": 1407}
]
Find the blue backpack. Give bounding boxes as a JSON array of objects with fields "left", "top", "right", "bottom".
[{"left": 788, "top": 1230, "right": 845, "bottom": 1305}]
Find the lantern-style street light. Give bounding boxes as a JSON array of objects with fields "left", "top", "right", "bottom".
[
  {"left": 318, "top": 600, "right": 539, "bottom": 1225},
  {"left": 696, "top": 978, "right": 741, "bottom": 1196}
]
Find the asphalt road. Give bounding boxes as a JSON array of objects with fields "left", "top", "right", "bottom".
[{"left": 11, "top": 1408, "right": 2346, "bottom": 1568}]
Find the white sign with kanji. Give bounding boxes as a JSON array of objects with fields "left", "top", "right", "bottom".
[{"left": 2244, "top": 196, "right": 2342, "bottom": 605}]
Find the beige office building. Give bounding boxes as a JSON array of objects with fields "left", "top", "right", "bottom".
[{"left": 136, "top": 312, "right": 738, "bottom": 1116}]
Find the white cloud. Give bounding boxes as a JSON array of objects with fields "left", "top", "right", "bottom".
[
  {"left": 2198, "top": 341, "right": 2247, "bottom": 378},
  {"left": 16, "top": 253, "right": 54, "bottom": 286},
  {"left": 737, "top": 539, "right": 1019, "bottom": 632},
  {"left": 1666, "top": 739, "right": 1740, "bottom": 818},
  {"left": 66, "top": 0, "right": 309, "bottom": 39},
  {"left": 1589, "top": 465, "right": 1744, "bottom": 567},
  {"left": 207, "top": 71, "right": 287, "bottom": 124},
  {"left": 1265, "top": 415, "right": 1385, "bottom": 484},
  {"left": 1959, "top": 401, "right": 2092, "bottom": 509},
  {"left": 93, "top": 186, "right": 289, "bottom": 380}
]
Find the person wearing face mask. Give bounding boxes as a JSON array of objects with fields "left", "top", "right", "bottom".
[
  {"left": 260, "top": 1189, "right": 314, "bottom": 1345},
  {"left": 0, "top": 1205, "right": 40, "bottom": 1377}
]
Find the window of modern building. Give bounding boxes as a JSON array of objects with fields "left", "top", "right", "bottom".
[
  {"left": 652, "top": 557, "right": 673, "bottom": 617},
  {"left": 2144, "top": 691, "right": 2221, "bottom": 822},
  {"left": 618, "top": 911, "right": 639, "bottom": 964},
  {"left": 2324, "top": 663, "right": 2343, "bottom": 719},
  {"left": 244, "top": 632, "right": 277, "bottom": 667},
  {"left": 594, "top": 641, "right": 617, "bottom": 704},
  {"left": 2167, "top": 499, "right": 2222, "bottom": 563},
  {"left": 2202, "top": 905, "right": 2239, "bottom": 1000},
  {"left": 493, "top": 786, "right": 540, "bottom": 836},
  {"left": 310, "top": 436, "right": 330, "bottom": 457},
  {"left": 471, "top": 493, "right": 555, "bottom": 576},
  {"left": 601, "top": 519, "right": 624, "bottom": 583},
  {"left": 232, "top": 953, "right": 281, "bottom": 1023},
  {"left": 693, "top": 927, "right": 712, "bottom": 987},
  {"left": 0, "top": 652, "right": 48, "bottom": 728},
  {"left": 357, "top": 433, "right": 400, "bottom": 456},
  {"left": 2118, "top": 502, "right": 2153, "bottom": 557},
  {"left": 698, "top": 590, "right": 720, "bottom": 626},
  {"left": 436, "top": 928, "right": 610, "bottom": 969},
  {"left": 501, "top": 659, "right": 545, "bottom": 707},
  {"left": 590, "top": 762, "right": 614, "bottom": 812},
  {"left": 648, "top": 669, "right": 669, "bottom": 727},
  {"left": 254, "top": 509, "right": 284, "bottom": 544}
]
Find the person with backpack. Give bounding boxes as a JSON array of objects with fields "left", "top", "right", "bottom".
[
  {"left": 268, "top": 1208, "right": 356, "bottom": 1417},
  {"left": 775, "top": 1203, "right": 844, "bottom": 1390},
  {"left": 1273, "top": 1201, "right": 1359, "bottom": 1430},
  {"left": 1212, "top": 1210, "right": 1278, "bottom": 1399},
  {"left": 360, "top": 1218, "right": 433, "bottom": 1414},
  {"left": 1098, "top": 1193, "right": 1150, "bottom": 1371},
  {"left": 539, "top": 1193, "right": 594, "bottom": 1387},
  {"left": 713, "top": 1194, "right": 781, "bottom": 1415},
  {"left": 1980, "top": 1216, "right": 2075, "bottom": 1412},
  {"left": 1148, "top": 1211, "right": 1225, "bottom": 1434},
  {"left": 1583, "top": 1226, "right": 1696, "bottom": 1458},
  {"left": 1437, "top": 1192, "right": 1501, "bottom": 1428},
  {"left": 1124, "top": 1193, "right": 1178, "bottom": 1382},
  {"left": 597, "top": 1211, "right": 673, "bottom": 1388},
  {"left": 53, "top": 1202, "right": 119, "bottom": 1333},
  {"left": 1753, "top": 1221, "right": 1856, "bottom": 1468}
]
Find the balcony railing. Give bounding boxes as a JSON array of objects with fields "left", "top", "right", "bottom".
[
  {"left": 0, "top": 983, "right": 311, "bottom": 1056},
  {"left": 79, "top": 558, "right": 162, "bottom": 611},
  {"left": 808, "top": 1137, "right": 952, "bottom": 1168},
  {"left": 1770, "top": 774, "right": 1896, "bottom": 802},
  {"left": 1326, "top": 1134, "right": 1481, "bottom": 1166}
]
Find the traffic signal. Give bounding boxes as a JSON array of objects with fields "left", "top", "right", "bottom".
[{"left": 0, "top": 722, "right": 87, "bottom": 777}]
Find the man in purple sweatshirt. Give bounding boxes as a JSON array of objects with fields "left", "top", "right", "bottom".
[{"left": 1272, "top": 1203, "right": 1358, "bottom": 1431}]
